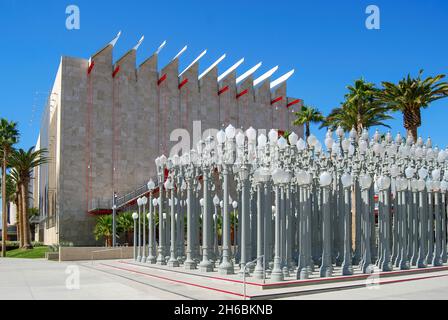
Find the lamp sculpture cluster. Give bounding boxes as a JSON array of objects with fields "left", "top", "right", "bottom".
[{"left": 131, "top": 124, "right": 448, "bottom": 281}]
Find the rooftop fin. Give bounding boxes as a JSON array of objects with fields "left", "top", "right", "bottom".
[
  {"left": 218, "top": 58, "right": 244, "bottom": 82},
  {"left": 179, "top": 49, "right": 207, "bottom": 77},
  {"left": 236, "top": 62, "right": 262, "bottom": 85},
  {"left": 253, "top": 66, "right": 279, "bottom": 87},
  {"left": 270, "top": 69, "right": 295, "bottom": 89}
]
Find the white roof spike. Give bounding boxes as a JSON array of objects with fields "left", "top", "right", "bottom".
[
  {"left": 156, "top": 40, "right": 167, "bottom": 55},
  {"left": 236, "top": 62, "right": 262, "bottom": 85},
  {"left": 253, "top": 66, "right": 279, "bottom": 87},
  {"left": 270, "top": 69, "right": 295, "bottom": 90},
  {"left": 199, "top": 54, "right": 226, "bottom": 80},
  {"left": 179, "top": 49, "right": 207, "bottom": 77},
  {"left": 109, "top": 31, "right": 122, "bottom": 47},
  {"left": 172, "top": 45, "right": 188, "bottom": 61},
  {"left": 218, "top": 58, "right": 245, "bottom": 82},
  {"left": 133, "top": 36, "right": 145, "bottom": 51}
]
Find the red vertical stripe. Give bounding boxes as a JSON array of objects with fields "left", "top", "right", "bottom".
[
  {"left": 178, "top": 78, "right": 188, "bottom": 89},
  {"left": 287, "top": 99, "right": 302, "bottom": 108},
  {"left": 271, "top": 96, "right": 283, "bottom": 105},
  {"left": 236, "top": 89, "right": 248, "bottom": 99},
  {"left": 112, "top": 65, "right": 120, "bottom": 78},
  {"left": 158, "top": 74, "right": 167, "bottom": 86}
]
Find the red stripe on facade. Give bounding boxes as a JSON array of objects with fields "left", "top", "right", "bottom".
[
  {"left": 178, "top": 78, "right": 188, "bottom": 89},
  {"left": 271, "top": 96, "right": 283, "bottom": 105},
  {"left": 236, "top": 89, "right": 248, "bottom": 99},
  {"left": 158, "top": 74, "right": 167, "bottom": 86},
  {"left": 87, "top": 61, "right": 95, "bottom": 75},
  {"left": 287, "top": 99, "right": 302, "bottom": 108},
  {"left": 112, "top": 65, "right": 120, "bottom": 78},
  {"left": 218, "top": 86, "right": 229, "bottom": 95}
]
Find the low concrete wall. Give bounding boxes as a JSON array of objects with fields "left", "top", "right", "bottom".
[{"left": 59, "top": 246, "right": 133, "bottom": 261}]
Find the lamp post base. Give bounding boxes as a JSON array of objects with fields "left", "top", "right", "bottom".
[
  {"left": 199, "top": 260, "right": 214, "bottom": 272},
  {"left": 146, "top": 256, "right": 156, "bottom": 264},
  {"left": 238, "top": 266, "right": 250, "bottom": 277},
  {"left": 342, "top": 264, "right": 353, "bottom": 276},
  {"left": 219, "top": 261, "right": 234, "bottom": 275},
  {"left": 432, "top": 257, "right": 443, "bottom": 267},
  {"left": 282, "top": 266, "right": 290, "bottom": 278},
  {"left": 168, "top": 258, "right": 180, "bottom": 267},
  {"left": 399, "top": 260, "right": 410, "bottom": 270},
  {"left": 156, "top": 253, "right": 166, "bottom": 265},
  {"left": 320, "top": 266, "right": 333, "bottom": 278},
  {"left": 271, "top": 270, "right": 284, "bottom": 282},
  {"left": 380, "top": 261, "right": 393, "bottom": 272},
  {"left": 297, "top": 267, "right": 309, "bottom": 280},
  {"left": 184, "top": 259, "right": 197, "bottom": 270}
]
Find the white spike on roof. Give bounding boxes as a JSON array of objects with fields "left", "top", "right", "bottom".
[
  {"left": 270, "top": 69, "right": 295, "bottom": 90},
  {"left": 199, "top": 54, "right": 226, "bottom": 80},
  {"left": 156, "top": 40, "right": 167, "bottom": 55},
  {"left": 109, "top": 31, "right": 122, "bottom": 47},
  {"left": 236, "top": 62, "right": 262, "bottom": 85},
  {"left": 179, "top": 49, "right": 207, "bottom": 77},
  {"left": 133, "top": 36, "right": 145, "bottom": 51},
  {"left": 253, "top": 66, "right": 279, "bottom": 87},
  {"left": 218, "top": 58, "right": 245, "bottom": 82},
  {"left": 172, "top": 45, "right": 188, "bottom": 61}
]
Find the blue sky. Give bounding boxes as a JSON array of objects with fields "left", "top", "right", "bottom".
[
  {"left": 0, "top": 0, "right": 447, "bottom": 148},
  {"left": 0, "top": 0, "right": 447, "bottom": 224}
]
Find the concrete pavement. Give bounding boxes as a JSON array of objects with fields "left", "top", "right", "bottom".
[{"left": 1, "top": 258, "right": 448, "bottom": 300}]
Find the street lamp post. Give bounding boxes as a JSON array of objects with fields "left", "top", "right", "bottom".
[
  {"left": 137, "top": 197, "right": 142, "bottom": 262},
  {"left": 341, "top": 172, "right": 354, "bottom": 275},
  {"left": 132, "top": 212, "right": 138, "bottom": 261},
  {"left": 155, "top": 155, "right": 167, "bottom": 265},
  {"left": 147, "top": 180, "right": 156, "bottom": 264}
]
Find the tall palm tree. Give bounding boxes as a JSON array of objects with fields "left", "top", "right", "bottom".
[
  {"left": 293, "top": 105, "right": 324, "bottom": 138},
  {"left": 321, "top": 79, "right": 392, "bottom": 134},
  {"left": 9, "top": 147, "right": 48, "bottom": 249},
  {"left": 0, "top": 118, "right": 19, "bottom": 256},
  {"left": 0, "top": 172, "right": 21, "bottom": 245},
  {"left": 377, "top": 70, "right": 448, "bottom": 139},
  {"left": 8, "top": 169, "right": 23, "bottom": 246}
]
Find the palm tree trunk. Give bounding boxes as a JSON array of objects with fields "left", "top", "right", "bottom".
[
  {"left": 306, "top": 122, "right": 310, "bottom": 139},
  {"left": 17, "top": 191, "right": 24, "bottom": 248},
  {"left": 407, "top": 128, "right": 418, "bottom": 142},
  {"left": 1, "top": 152, "right": 7, "bottom": 257},
  {"left": 21, "top": 181, "right": 32, "bottom": 249},
  {"left": 403, "top": 107, "right": 421, "bottom": 141}
]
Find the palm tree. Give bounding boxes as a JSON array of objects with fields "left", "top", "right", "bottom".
[
  {"left": 117, "top": 212, "right": 134, "bottom": 244},
  {"left": 94, "top": 215, "right": 114, "bottom": 247},
  {"left": 377, "top": 70, "right": 448, "bottom": 139},
  {"left": 0, "top": 118, "right": 19, "bottom": 256},
  {"left": 0, "top": 172, "right": 21, "bottom": 245},
  {"left": 9, "top": 147, "right": 48, "bottom": 249},
  {"left": 293, "top": 105, "right": 324, "bottom": 139},
  {"left": 321, "top": 79, "right": 392, "bottom": 134}
]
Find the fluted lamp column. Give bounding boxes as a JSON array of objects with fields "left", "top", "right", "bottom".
[{"left": 147, "top": 180, "right": 156, "bottom": 264}]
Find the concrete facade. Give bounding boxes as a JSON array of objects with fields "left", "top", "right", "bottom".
[{"left": 32, "top": 38, "right": 304, "bottom": 246}]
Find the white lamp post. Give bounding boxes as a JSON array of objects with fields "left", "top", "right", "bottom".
[
  {"left": 147, "top": 180, "right": 156, "bottom": 264},
  {"left": 132, "top": 212, "right": 138, "bottom": 261}
]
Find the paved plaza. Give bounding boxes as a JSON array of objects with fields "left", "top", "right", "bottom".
[{"left": 1, "top": 258, "right": 447, "bottom": 300}]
